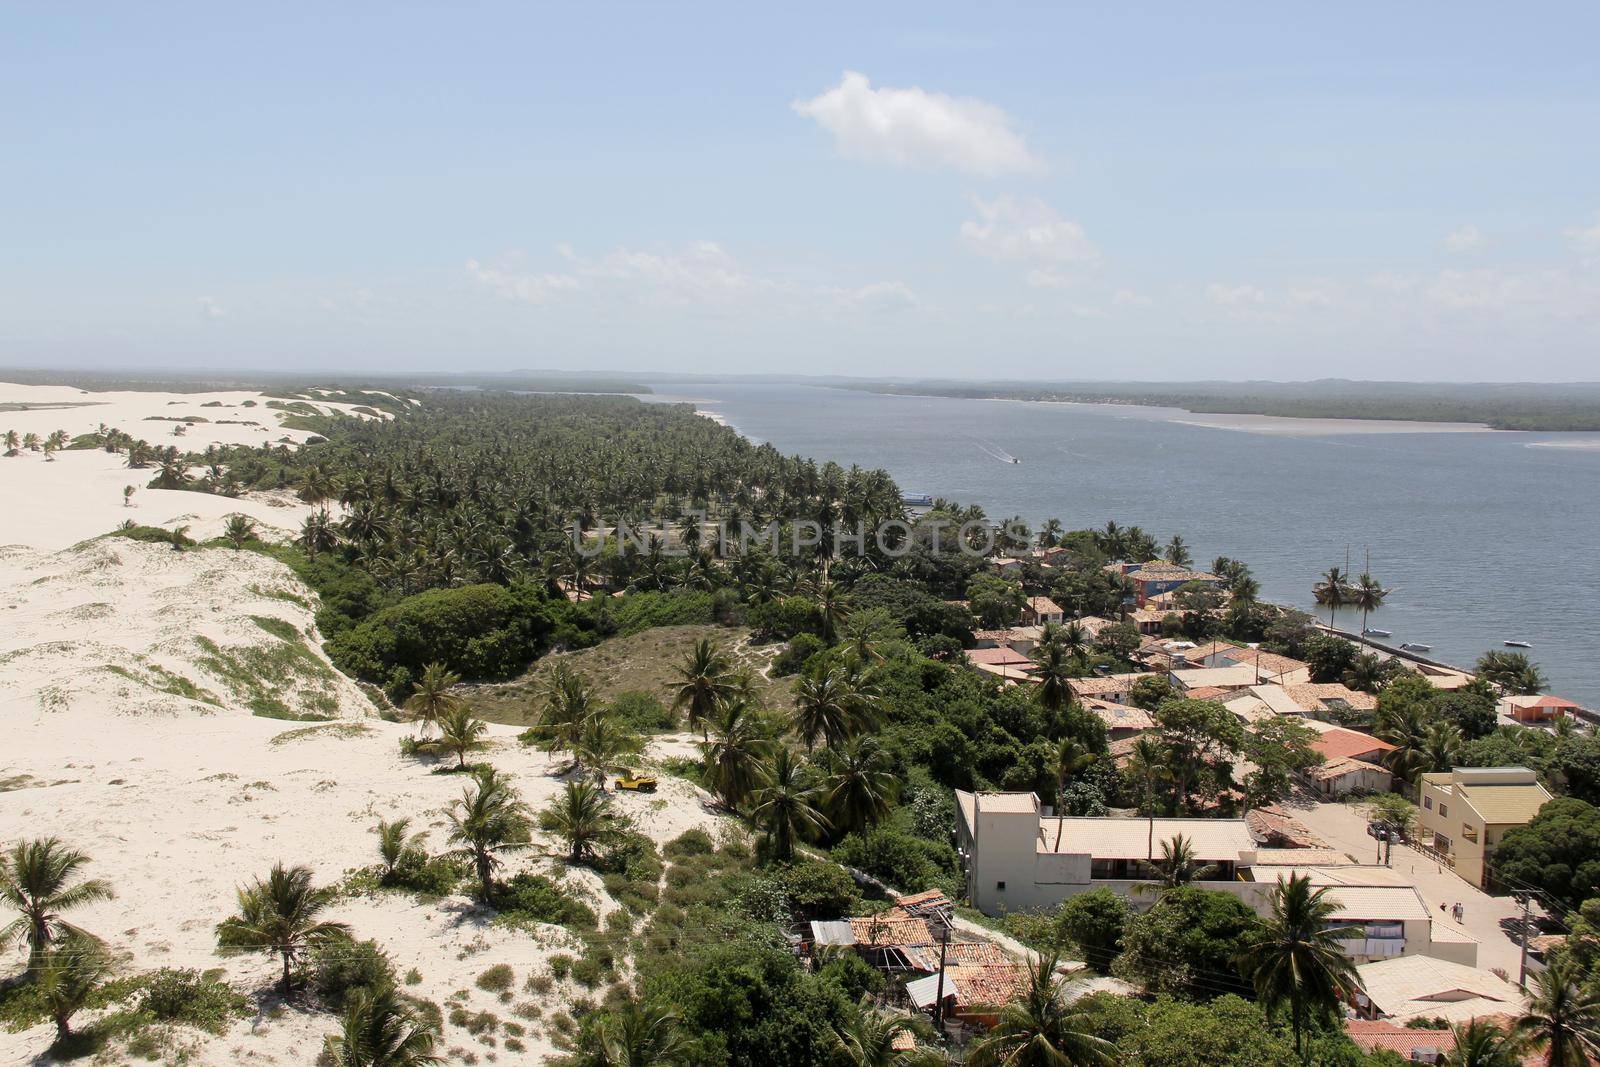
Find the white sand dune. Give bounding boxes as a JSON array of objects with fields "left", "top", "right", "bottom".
[{"left": 0, "top": 384, "right": 728, "bottom": 1064}]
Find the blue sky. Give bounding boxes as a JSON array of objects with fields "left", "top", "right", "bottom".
[{"left": 4, "top": 2, "right": 1599, "bottom": 380}]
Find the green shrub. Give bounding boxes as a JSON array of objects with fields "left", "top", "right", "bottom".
[
  {"left": 663, "top": 828, "right": 716, "bottom": 860},
  {"left": 610, "top": 591, "right": 717, "bottom": 636},
  {"left": 773, "top": 862, "right": 860, "bottom": 921},
  {"left": 1056, "top": 888, "right": 1130, "bottom": 973},
  {"left": 493, "top": 872, "right": 598, "bottom": 930},
  {"left": 609, "top": 690, "right": 676, "bottom": 731},
  {"left": 313, "top": 935, "right": 396, "bottom": 1010},
  {"left": 476, "top": 965, "right": 515, "bottom": 994},
  {"left": 549, "top": 955, "right": 573, "bottom": 981},
  {"left": 135, "top": 968, "right": 249, "bottom": 1033},
  {"left": 773, "top": 633, "right": 827, "bottom": 676},
  {"left": 831, "top": 826, "right": 960, "bottom": 894}
]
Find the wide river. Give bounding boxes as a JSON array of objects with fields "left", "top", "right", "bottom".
[{"left": 644, "top": 382, "right": 1600, "bottom": 707}]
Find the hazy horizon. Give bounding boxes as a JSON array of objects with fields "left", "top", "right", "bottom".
[{"left": 5, "top": 3, "right": 1598, "bottom": 381}]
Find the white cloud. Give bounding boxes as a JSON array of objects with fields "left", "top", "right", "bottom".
[
  {"left": 961, "top": 195, "right": 1097, "bottom": 269},
  {"left": 467, "top": 257, "right": 580, "bottom": 305},
  {"left": 1207, "top": 283, "right": 1267, "bottom": 307},
  {"left": 829, "top": 280, "right": 918, "bottom": 310},
  {"left": 1445, "top": 225, "right": 1484, "bottom": 252},
  {"left": 793, "top": 71, "right": 1041, "bottom": 177},
  {"left": 1566, "top": 212, "right": 1600, "bottom": 257},
  {"left": 197, "top": 297, "right": 226, "bottom": 319},
  {"left": 1112, "top": 289, "right": 1152, "bottom": 307}
]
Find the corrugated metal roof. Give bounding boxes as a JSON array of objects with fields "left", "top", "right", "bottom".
[{"left": 810, "top": 920, "right": 856, "bottom": 946}]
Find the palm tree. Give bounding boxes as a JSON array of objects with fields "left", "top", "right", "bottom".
[
  {"left": 1444, "top": 1019, "right": 1529, "bottom": 1067},
  {"left": 1420, "top": 721, "right": 1464, "bottom": 776},
  {"left": 533, "top": 662, "right": 601, "bottom": 760},
  {"left": 448, "top": 766, "right": 530, "bottom": 900},
  {"left": 1137, "top": 834, "right": 1219, "bottom": 895},
  {"left": 573, "top": 711, "right": 645, "bottom": 787},
  {"left": 1129, "top": 736, "right": 1169, "bottom": 857},
  {"left": 429, "top": 705, "right": 487, "bottom": 770},
  {"left": 324, "top": 986, "right": 443, "bottom": 1066},
  {"left": 1476, "top": 651, "right": 1548, "bottom": 696},
  {"left": 824, "top": 736, "right": 898, "bottom": 837},
  {"left": 223, "top": 514, "right": 257, "bottom": 548},
  {"left": 2, "top": 430, "right": 17, "bottom": 456},
  {"left": 1352, "top": 572, "right": 1390, "bottom": 632},
  {"left": 1165, "top": 535, "right": 1192, "bottom": 567},
  {"left": 1031, "top": 639, "right": 1076, "bottom": 714},
  {"left": 591, "top": 1000, "right": 691, "bottom": 1066},
  {"left": 791, "top": 665, "right": 855, "bottom": 750},
  {"left": 1313, "top": 566, "right": 1353, "bottom": 627},
  {"left": 813, "top": 578, "right": 852, "bottom": 642},
  {"left": 1514, "top": 957, "right": 1600, "bottom": 1067},
  {"left": 830, "top": 996, "right": 935, "bottom": 1067},
  {"left": 1236, "top": 873, "right": 1364, "bottom": 1061},
  {"left": 1377, "top": 705, "right": 1432, "bottom": 790},
  {"left": 539, "top": 778, "right": 622, "bottom": 866},
  {"left": 215, "top": 862, "right": 350, "bottom": 995},
  {"left": 750, "top": 747, "right": 830, "bottom": 863},
  {"left": 301, "top": 508, "right": 339, "bottom": 559},
  {"left": 965, "top": 954, "right": 1114, "bottom": 1067},
  {"left": 34, "top": 932, "right": 111, "bottom": 1045},
  {"left": 376, "top": 817, "right": 422, "bottom": 880},
  {"left": 0, "top": 838, "right": 114, "bottom": 973},
  {"left": 404, "top": 663, "right": 460, "bottom": 739},
  {"left": 670, "top": 639, "right": 738, "bottom": 739},
  {"left": 1052, "top": 738, "right": 1096, "bottom": 847},
  {"left": 700, "top": 700, "right": 773, "bottom": 810}
]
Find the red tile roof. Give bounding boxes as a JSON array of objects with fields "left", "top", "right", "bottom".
[
  {"left": 1310, "top": 727, "right": 1396, "bottom": 762},
  {"left": 968, "top": 646, "right": 1033, "bottom": 667},
  {"left": 1345, "top": 1018, "right": 1456, "bottom": 1057}
]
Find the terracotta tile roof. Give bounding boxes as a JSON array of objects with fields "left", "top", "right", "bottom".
[
  {"left": 895, "top": 889, "right": 951, "bottom": 908},
  {"left": 1184, "top": 685, "right": 1231, "bottom": 700},
  {"left": 1345, "top": 1018, "right": 1457, "bottom": 1058},
  {"left": 902, "top": 941, "right": 1013, "bottom": 972},
  {"left": 1087, "top": 702, "right": 1155, "bottom": 731},
  {"left": 1308, "top": 756, "right": 1390, "bottom": 782},
  {"left": 1025, "top": 596, "right": 1063, "bottom": 616},
  {"left": 967, "top": 646, "right": 1033, "bottom": 667},
  {"left": 1284, "top": 682, "right": 1379, "bottom": 712},
  {"left": 1246, "top": 806, "right": 1328, "bottom": 848},
  {"left": 950, "top": 964, "right": 1032, "bottom": 1008},
  {"left": 1310, "top": 727, "right": 1396, "bottom": 761},
  {"left": 849, "top": 913, "right": 933, "bottom": 947},
  {"left": 1527, "top": 695, "right": 1580, "bottom": 709},
  {"left": 1068, "top": 672, "right": 1154, "bottom": 696}
]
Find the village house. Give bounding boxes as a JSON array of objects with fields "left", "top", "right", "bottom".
[
  {"left": 970, "top": 625, "right": 1044, "bottom": 654},
  {"left": 1066, "top": 672, "right": 1154, "bottom": 706},
  {"left": 1351, "top": 955, "right": 1527, "bottom": 1024},
  {"left": 953, "top": 790, "right": 1261, "bottom": 913},
  {"left": 1019, "top": 595, "right": 1064, "bottom": 626},
  {"left": 1416, "top": 767, "right": 1552, "bottom": 888},
  {"left": 1168, "top": 640, "right": 1312, "bottom": 685},
  {"left": 1301, "top": 725, "right": 1396, "bottom": 797},
  {"left": 1343, "top": 1018, "right": 1457, "bottom": 1062},
  {"left": 1500, "top": 693, "right": 1581, "bottom": 725},
  {"left": 1105, "top": 560, "right": 1223, "bottom": 605},
  {"left": 1240, "top": 863, "right": 1477, "bottom": 966},
  {"left": 1081, "top": 697, "right": 1155, "bottom": 740}
]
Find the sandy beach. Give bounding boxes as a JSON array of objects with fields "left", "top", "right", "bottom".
[{"left": 0, "top": 383, "right": 731, "bottom": 1065}]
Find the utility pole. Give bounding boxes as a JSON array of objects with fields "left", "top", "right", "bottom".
[
  {"left": 933, "top": 927, "right": 950, "bottom": 1035},
  {"left": 1518, "top": 893, "right": 1533, "bottom": 988}
]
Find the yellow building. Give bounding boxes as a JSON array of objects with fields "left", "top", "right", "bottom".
[{"left": 1416, "top": 768, "right": 1551, "bottom": 888}]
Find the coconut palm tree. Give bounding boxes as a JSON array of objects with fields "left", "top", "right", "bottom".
[
  {"left": 700, "top": 700, "right": 773, "bottom": 810},
  {"left": 1137, "top": 834, "right": 1219, "bottom": 895},
  {"left": 375, "top": 817, "right": 423, "bottom": 880},
  {"left": 0, "top": 837, "right": 114, "bottom": 973},
  {"left": 1476, "top": 651, "right": 1548, "bottom": 696},
  {"left": 1377, "top": 705, "right": 1433, "bottom": 791},
  {"left": 750, "top": 747, "right": 830, "bottom": 863},
  {"left": 324, "top": 986, "right": 443, "bottom": 1066},
  {"left": 34, "top": 932, "right": 111, "bottom": 1045},
  {"left": 670, "top": 639, "right": 738, "bottom": 740},
  {"left": 2, "top": 430, "right": 18, "bottom": 456},
  {"left": 1313, "top": 567, "right": 1353, "bottom": 627},
  {"left": 539, "top": 778, "right": 621, "bottom": 867},
  {"left": 404, "top": 663, "right": 460, "bottom": 739},
  {"left": 428, "top": 705, "right": 487, "bottom": 770},
  {"left": 1444, "top": 1019, "right": 1529, "bottom": 1067},
  {"left": 448, "top": 766, "right": 531, "bottom": 900},
  {"left": 1129, "top": 736, "right": 1169, "bottom": 856},
  {"left": 301, "top": 508, "right": 339, "bottom": 559},
  {"left": 1514, "top": 957, "right": 1600, "bottom": 1067},
  {"left": 1165, "top": 535, "right": 1192, "bottom": 567},
  {"left": 1420, "top": 721, "right": 1464, "bottom": 776},
  {"left": 1031, "top": 638, "right": 1076, "bottom": 714},
  {"left": 591, "top": 1000, "right": 691, "bottom": 1066},
  {"left": 215, "top": 862, "right": 349, "bottom": 995},
  {"left": 813, "top": 578, "right": 852, "bottom": 643},
  {"left": 572, "top": 711, "right": 644, "bottom": 787},
  {"left": 965, "top": 954, "right": 1114, "bottom": 1067},
  {"left": 830, "top": 996, "right": 937, "bottom": 1067},
  {"left": 223, "top": 514, "right": 257, "bottom": 548},
  {"left": 1052, "top": 738, "right": 1096, "bottom": 848},
  {"left": 1352, "top": 572, "right": 1390, "bottom": 632},
  {"left": 791, "top": 665, "right": 854, "bottom": 751},
  {"left": 824, "top": 736, "right": 897, "bottom": 837},
  {"left": 533, "top": 662, "right": 601, "bottom": 760},
  {"left": 1236, "top": 873, "right": 1364, "bottom": 1061}
]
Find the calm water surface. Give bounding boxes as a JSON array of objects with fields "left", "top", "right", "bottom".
[{"left": 646, "top": 382, "right": 1600, "bottom": 706}]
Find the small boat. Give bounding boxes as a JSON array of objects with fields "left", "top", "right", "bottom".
[
  {"left": 1363, "top": 628, "right": 1393, "bottom": 638},
  {"left": 1011, "top": 457, "right": 1020, "bottom": 464},
  {"left": 1400, "top": 642, "right": 1432, "bottom": 653},
  {"left": 1504, "top": 640, "right": 1533, "bottom": 649}
]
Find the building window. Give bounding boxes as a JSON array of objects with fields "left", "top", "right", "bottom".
[
  {"left": 996, "top": 881, "right": 1006, "bottom": 892},
  {"left": 1439, "top": 804, "right": 1448, "bottom": 818},
  {"left": 1423, "top": 797, "right": 1433, "bottom": 810}
]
